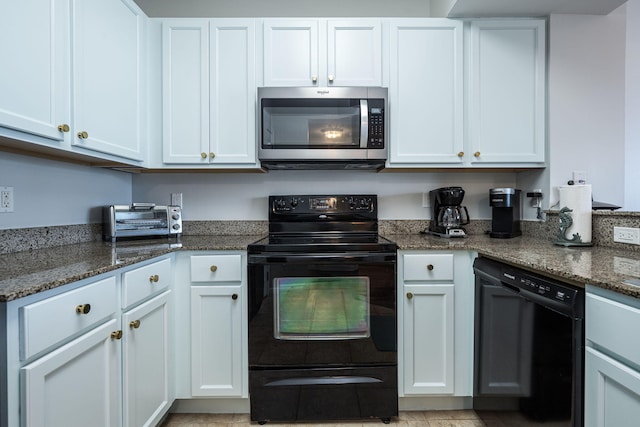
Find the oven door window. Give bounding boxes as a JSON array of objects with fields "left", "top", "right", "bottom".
[
  {"left": 262, "top": 99, "right": 361, "bottom": 148},
  {"left": 274, "top": 276, "right": 370, "bottom": 340}
]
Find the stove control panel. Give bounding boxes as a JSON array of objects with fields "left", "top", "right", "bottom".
[{"left": 270, "top": 195, "right": 377, "bottom": 214}]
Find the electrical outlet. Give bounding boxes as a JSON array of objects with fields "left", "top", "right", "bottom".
[
  {"left": 171, "top": 192, "right": 183, "bottom": 208},
  {"left": 614, "top": 227, "right": 640, "bottom": 245},
  {"left": 1, "top": 186, "right": 14, "bottom": 213}
]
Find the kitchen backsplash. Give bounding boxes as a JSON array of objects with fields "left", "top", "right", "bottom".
[{"left": 2, "top": 211, "right": 639, "bottom": 255}]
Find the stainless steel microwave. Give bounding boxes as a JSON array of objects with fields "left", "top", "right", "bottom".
[{"left": 257, "top": 87, "right": 388, "bottom": 171}]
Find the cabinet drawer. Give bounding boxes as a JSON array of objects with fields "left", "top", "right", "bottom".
[
  {"left": 587, "top": 293, "right": 640, "bottom": 365},
  {"left": 20, "top": 276, "right": 117, "bottom": 360},
  {"left": 190, "top": 255, "right": 242, "bottom": 283},
  {"left": 403, "top": 253, "right": 454, "bottom": 282},
  {"left": 122, "top": 257, "right": 171, "bottom": 309}
]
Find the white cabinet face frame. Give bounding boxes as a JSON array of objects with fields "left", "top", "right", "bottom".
[
  {"left": 388, "top": 19, "right": 464, "bottom": 165},
  {"left": 71, "top": 0, "right": 145, "bottom": 162},
  {"left": 0, "top": 0, "right": 70, "bottom": 143},
  {"left": 468, "top": 19, "right": 546, "bottom": 164}
]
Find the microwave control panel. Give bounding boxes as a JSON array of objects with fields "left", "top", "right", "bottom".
[{"left": 367, "top": 99, "right": 385, "bottom": 148}]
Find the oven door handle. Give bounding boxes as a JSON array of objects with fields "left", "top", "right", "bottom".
[{"left": 249, "top": 252, "right": 396, "bottom": 264}]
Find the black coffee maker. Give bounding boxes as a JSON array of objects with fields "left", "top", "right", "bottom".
[
  {"left": 428, "top": 186, "right": 470, "bottom": 237},
  {"left": 489, "top": 188, "right": 522, "bottom": 238}
]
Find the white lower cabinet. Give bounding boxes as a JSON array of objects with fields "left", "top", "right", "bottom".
[
  {"left": 586, "top": 286, "right": 640, "bottom": 427},
  {"left": 188, "top": 252, "right": 248, "bottom": 398},
  {"left": 122, "top": 291, "right": 171, "bottom": 427},
  {"left": 12, "top": 255, "right": 173, "bottom": 427},
  {"left": 398, "top": 250, "right": 474, "bottom": 397},
  {"left": 21, "top": 319, "right": 121, "bottom": 427},
  {"left": 402, "top": 283, "right": 454, "bottom": 394}
]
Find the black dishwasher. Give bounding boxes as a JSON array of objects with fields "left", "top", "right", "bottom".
[{"left": 473, "top": 257, "right": 584, "bottom": 427}]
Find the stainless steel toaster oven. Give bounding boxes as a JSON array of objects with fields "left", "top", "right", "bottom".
[{"left": 102, "top": 203, "right": 182, "bottom": 241}]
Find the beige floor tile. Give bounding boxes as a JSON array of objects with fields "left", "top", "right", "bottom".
[{"left": 159, "top": 411, "right": 487, "bottom": 427}]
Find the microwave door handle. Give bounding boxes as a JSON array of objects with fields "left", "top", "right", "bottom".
[{"left": 360, "top": 100, "right": 368, "bottom": 148}]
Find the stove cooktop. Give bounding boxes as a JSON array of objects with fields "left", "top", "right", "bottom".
[{"left": 248, "top": 234, "right": 397, "bottom": 254}]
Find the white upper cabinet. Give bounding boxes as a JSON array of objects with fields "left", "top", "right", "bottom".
[
  {"left": 327, "top": 20, "right": 382, "bottom": 86},
  {"left": 262, "top": 19, "right": 383, "bottom": 87},
  {"left": 162, "top": 21, "right": 210, "bottom": 164},
  {"left": 162, "top": 19, "right": 257, "bottom": 166},
  {"left": 388, "top": 19, "right": 463, "bottom": 165},
  {"left": 72, "top": 0, "right": 146, "bottom": 162},
  {"left": 1, "top": 0, "right": 148, "bottom": 165},
  {"left": 0, "top": 0, "right": 70, "bottom": 144},
  {"left": 468, "top": 19, "right": 546, "bottom": 165}
]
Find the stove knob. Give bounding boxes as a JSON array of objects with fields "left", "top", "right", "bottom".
[{"left": 290, "top": 199, "right": 298, "bottom": 208}]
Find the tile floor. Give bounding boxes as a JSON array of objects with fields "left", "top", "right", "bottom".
[{"left": 159, "top": 410, "right": 487, "bottom": 427}]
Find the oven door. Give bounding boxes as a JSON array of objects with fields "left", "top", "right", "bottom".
[
  {"left": 248, "top": 252, "right": 397, "bottom": 369},
  {"left": 248, "top": 251, "right": 397, "bottom": 422}
]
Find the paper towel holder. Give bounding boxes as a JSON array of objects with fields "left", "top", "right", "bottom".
[{"left": 554, "top": 206, "right": 593, "bottom": 247}]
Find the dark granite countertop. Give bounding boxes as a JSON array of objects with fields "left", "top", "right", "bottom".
[
  {"left": 0, "top": 235, "right": 262, "bottom": 302},
  {"left": 390, "top": 233, "right": 640, "bottom": 298},
  {"left": 2, "top": 233, "right": 640, "bottom": 302}
]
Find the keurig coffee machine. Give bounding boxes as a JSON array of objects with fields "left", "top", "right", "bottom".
[{"left": 489, "top": 188, "right": 522, "bottom": 238}]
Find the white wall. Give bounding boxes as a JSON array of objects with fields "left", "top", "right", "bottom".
[
  {"left": 0, "top": 152, "right": 132, "bottom": 229},
  {"left": 626, "top": 0, "right": 640, "bottom": 210},
  {"left": 132, "top": 171, "right": 518, "bottom": 221},
  {"left": 548, "top": 10, "right": 627, "bottom": 208}
]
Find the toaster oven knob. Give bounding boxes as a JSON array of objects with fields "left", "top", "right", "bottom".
[
  {"left": 172, "top": 213, "right": 180, "bottom": 220},
  {"left": 172, "top": 224, "right": 181, "bottom": 230}
]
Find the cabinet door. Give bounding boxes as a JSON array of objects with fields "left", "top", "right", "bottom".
[
  {"left": 402, "top": 284, "right": 454, "bottom": 394},
  {"left": 0, "top": 0, "right": 70, "bottom": 143},
  {"left": 388, "top": 19, "right": 463, "bottom": 165},
  {"left": 162, "top": 20, "right": 210, "bottom": 164},
  {"left": 468, "top": 20, "right": 545, "bottom": 164},
  {"left": 263, "top": 20, "right": 319, "bottom": 86},
  {"left": 21, "top": 319, "right": 120, "bottom": 427},
  {"left": 210, "top": 20, "right": 257, "bottom": 164},
  {"left": 122, "top": 291, "right": 171, "bottom": 427},
  {"left": 327, "top": 20, "right": 382, "bottom": 86},
  {"left": 191, "top": 285, "right": 245, "bottom": 397},
  {"left": 586, "top": 347, "right": 640, "bottom": 427},
  {"left": 72, "top": 0, "right": 145, "bottom": 161}
]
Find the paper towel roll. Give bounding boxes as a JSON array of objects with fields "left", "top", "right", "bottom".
[{"left": 558, "top": 184, "right": 592, "bottom": 244}]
